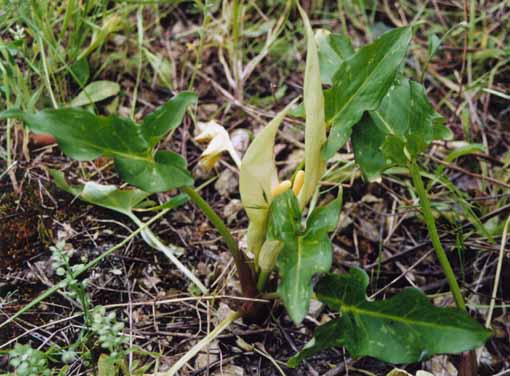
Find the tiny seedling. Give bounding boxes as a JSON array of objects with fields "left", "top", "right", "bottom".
[
  {"left": 90, "top": 306, "right": 129, "bottom": 370},
  {"left": 0, "top": 4, "right": 491, "bottom": 374},
  {"left": 8, "top": 344, "right": 52, "bottom": 376},
  {"left": 50, "top": 241, "right": 90, "bottom": 310}
]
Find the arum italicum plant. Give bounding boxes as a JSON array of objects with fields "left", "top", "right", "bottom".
[{"left": 0, "top": 3, "right": 491, "bottom": 373}]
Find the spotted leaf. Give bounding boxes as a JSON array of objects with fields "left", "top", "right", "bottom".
[
  {"left": 268, "top": 191, "right": 342, "bottom": 324},
  {"left": 289, "top": 268, "right": 490, "bottom": 366}
]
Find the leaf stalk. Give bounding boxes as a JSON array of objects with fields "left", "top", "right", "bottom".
[
  {"left": 181, "top": 186, "right": 258, "bottom": 303},
  {"left": 409, "top": 161, "right": 466, "bottom": 310}
]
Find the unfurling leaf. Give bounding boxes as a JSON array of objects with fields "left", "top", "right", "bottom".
[
  {"left": 1, "top": 92, "right": 197, "bottom": 193},
  {"left": 70, "top": 80, "right": 120, "bottom": 107},
  {"left": 289, "top": 268, "right": 491, "bottom": 367},
  {"left": 194, "top": 120, "right": 241, "bottom": 170},
  {"left": 239, "top": 100, "right": 297, "bottom": 262},
  {"left": 322, "top": 26, "right": 412, "bottom": 159},
  {"left": 268, "top": 191, "right": 342, "bottom": 324},
  {"left": 297, "top": 5, "right": 327, "bottom": 210}
]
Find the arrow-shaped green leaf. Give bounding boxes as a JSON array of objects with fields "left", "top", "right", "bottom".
[
  {"left": 268, "top": 191, "right": 341, "bottom": 324},
  {"left": 352, "top": 77, "right": 452, "bottom": 181},
  {"left": 322, "top": 26, "right": 412, "bottom": 159},
  {"left": 289, "top": 268, "right": 491, "bottom": 366},
  {"left": 142, "top": 91, "right": 197, "bottom": 148},
  {"left": 1, "top": 92, "right": 197, "bottom": 193}
]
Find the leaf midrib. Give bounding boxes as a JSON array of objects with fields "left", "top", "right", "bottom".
[
  {"left": 341, "top": 303, "right": 476, "bottom": 332},
  {"left": 58, "top": 135, "right": 153, "bottom": 163},
  {"left": 372, "top": 110, "right": 395, "bottom": 135},
  {"left": 292, "top": 236, "right": 303, "bottom": 307},
  {"left": 330, "top": 29, "right": 408, "bottom": 126}
]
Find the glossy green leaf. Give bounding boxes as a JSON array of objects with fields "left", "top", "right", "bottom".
[
  {"left": 297, "top": 6, "right": 327, "bottom": 210},
  {"left": 352, "top": 77, "right": 452, "bottom": 181},
  {"left": 322, "top": 26, "right": 412, "bottom": 159},
  {"left": 305, "top": 194, "right": 344, "bottom": 238},
  {"left": 142, "top": 92, "right": 197, "bottom": 148},
  {"left": 1, "top": 93, "right": 196, "bottom": 192},
  {"left": 19, "top": 109, "right": 148, "bottom": 159},
  {"left": 70, "top": 80, "right": 120, "bottom": 107},
  {"left": 371, "top": 76, "right": 414, "bottom": 137},
  {"left": 288, "top": 318, "right": 344, "bottom": 368},
  {"left": 268, "top": 191, "right": 342, "bottom": 324},
  {"left": 405, "top": 81, "right": 447, "bottom": 156},
  {"left": 315, "top": 29, "right": 354, "bottom": 85},
  {"left": 115, "top": 150, "right": 192, "bottom": 193},
  {"left": 239, "top": 100, "right": 297, "bottom": 261},
  {"left": 268, "top": 191, "right": 302, "bottom": 237},
  {"left": 380, "top": 134, "right": 408, "bottom": 165},
  {"left": 351, "top": 115, "right": 388, "bottom": 182},
  {"left": 289, "top": 268, "right": 491, "bottom": 366}
]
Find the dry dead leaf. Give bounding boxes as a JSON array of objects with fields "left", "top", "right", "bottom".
[
  {"left": 215, "top": 169, "right": 238, "bottom": 197},
  {"left": 426, "top": 355, "right": 458, "bottom": 376},
  {"left": 212, "top": 364, "right": 244, "bottom": 376},
  {"left": 386, "top": 369, "right": 412, "bottom": 376}
]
